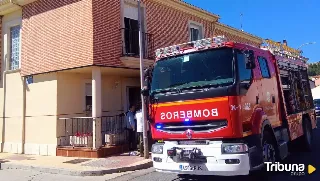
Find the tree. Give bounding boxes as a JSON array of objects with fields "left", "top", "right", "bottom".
[{"left": 308, "top": 63, "right": 320, "bottom": 76}]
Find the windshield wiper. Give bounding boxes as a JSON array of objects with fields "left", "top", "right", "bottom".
[
  {"left": 151, "top": 87, "right": 182, "bottom": 95},
  {"left": 151, "top": 82, "right": 189, "bottom": 95},
  {"left": 181, "top": 81, "right": 233, "bottom": 90},
  {"left": 151, "top": 81, "right": 232, "bottom": 95},
  {"left": 168, "top": 82, "right": 190, "bottom": 88}
]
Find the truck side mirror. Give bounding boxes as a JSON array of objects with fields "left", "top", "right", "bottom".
[
  {"left": 142, "top": 66, "right": 153, "bottom": 97},
  {"left": 244, "top": 50, "right": 255, "bottom": 69},
  {"left": 141, "top": 87, "right": 150, "bottom": 96},
  {"left": 240, "top": 80, "right": 251, "bottom": 90}
]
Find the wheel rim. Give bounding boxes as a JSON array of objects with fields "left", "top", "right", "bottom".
[{"left": 263, "top": 142, "right": 275, "bottom": 162}]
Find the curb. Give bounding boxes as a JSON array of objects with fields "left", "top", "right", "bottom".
[{"left": 0, "top": 160, "right": 153, "bottom": 176}]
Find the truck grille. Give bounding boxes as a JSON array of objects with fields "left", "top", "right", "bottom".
[{"left": 157, "top": 120, "right": 227, "bottom": 133}]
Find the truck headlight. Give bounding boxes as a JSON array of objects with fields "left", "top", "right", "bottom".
[
  {"left": 221, "top": 143, "right": 248, "bottom": 154},
  {"left": 151, "top": 144, "right": 163, "bottom": 154}
]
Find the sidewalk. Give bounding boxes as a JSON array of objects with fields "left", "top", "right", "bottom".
[{"left": 0, "top": 152, "right": 152, "bottom": 176}]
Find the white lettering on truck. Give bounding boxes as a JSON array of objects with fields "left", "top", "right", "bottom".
[{"left": 160, "top": 109, "right": 218, "bottom": 120}]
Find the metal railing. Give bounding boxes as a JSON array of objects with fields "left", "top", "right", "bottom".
[
  {"left": 57, "top": 117, "right": 93, "bottom": 147},
  {"left": 121, "top": 28, "right": 154, "bottom": 60},
  {"left": 57, "top": 115, "right": 129, "bottom": 147},
  {"left": 101, "top": 115, "right": 129, "bottom": 146}
]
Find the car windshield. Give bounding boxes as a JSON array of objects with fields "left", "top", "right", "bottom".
[
  {"left": 150, "top": 48, "right": 234, "bottom": 93},
  {"left": 314, "top": 99, "right": 320, "bottom": 107}
]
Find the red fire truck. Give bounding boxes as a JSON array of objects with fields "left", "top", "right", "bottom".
[{"left": 141, "top": 36, "right": 317, "bottom": 176}]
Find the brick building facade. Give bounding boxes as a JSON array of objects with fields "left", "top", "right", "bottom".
[
  {"left": 0, "top": 0, "right": 262, "bottom": 157},
  {"left": 17, "top": 0, "right": 262, "bottom": 76}
]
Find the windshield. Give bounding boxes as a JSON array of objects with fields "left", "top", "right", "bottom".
[
  {"left": 151, "top": 48, "right": 234, "bottom": 93},
  {"left": 314, "top": 99, "right": 320, "bottom": 107}
]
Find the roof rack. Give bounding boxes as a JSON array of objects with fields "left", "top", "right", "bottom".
[
  {"left": 155, "top": 35, "right": 228, "bottom": 59},
  {"left": 260, "top": 39, "right": 309, "bottom": 66}
]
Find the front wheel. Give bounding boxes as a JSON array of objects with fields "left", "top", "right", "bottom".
[
  {"left": 250, "top": 130, "right": 278, "bottom": 177},
  {"left": 262, "top": 131, "right": 277, "bottom": 163},
  {"left": 301, "top": 118, "right": 313, "bottom": 151}
]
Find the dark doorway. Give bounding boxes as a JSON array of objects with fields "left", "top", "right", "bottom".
[
  {"left": 127, "top": 86, "right": 153, "bottom": 153},
  {"left": 128, "top": 87, "right": 141, "bottom": 110},
  {"left": 127, "top": 86, "right": 141, "bottom": 152}
]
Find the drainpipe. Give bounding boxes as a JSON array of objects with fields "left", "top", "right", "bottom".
[{"left": 22, "top": 76, "right": 26, "bottom": 153}]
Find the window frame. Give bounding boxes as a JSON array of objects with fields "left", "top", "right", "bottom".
[
  {"left": 122, "top": 1, "right": 147, "bottom": 57},
  {"left": 9, "top": 25, "right": 21, "bottom": 71},
  {"left": 236, "top": 49, "right": 253, "bottom": 82},
  {"left": 3, "top": 18, "right": 22, "bottom": 71},
  {"left": 257, "top": 56, "right": 271, "bottom": 78},
  {"left": 188, "top": 20, "right": 204, "bottom": 41},
  {"left": 84, "top": 81, "right": 92, "bottom": 112}
]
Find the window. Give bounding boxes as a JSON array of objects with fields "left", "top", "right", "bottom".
[
  {"left": 189, "top": 22, "right": 203, "bottom": 41},
  {"left": 124, "top": 17, "right": 139, "bottom": 56},
  {"left": 190, "top": 28, "right": 200, "bottom": 41},
  {"left": 85, "top": 83, "right": 92, "bottom": 111},
  {"left": 237, "top": 52, "right": 252, "bottom": 81},
  {"left": 9, "top": 25, "right": 21, "bottom": 70},
  {"left": 258, "top": 56, "right": 271, "bottom": 78}
]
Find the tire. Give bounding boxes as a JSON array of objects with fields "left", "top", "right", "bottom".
[
  {"left": 301, "top": 118, "right": 313, "bottom": 151},
  {"left": 250, "top": 130, "right": 278, "bottom": 177},
  {"left": 262, "top": 130, "right": 278, "bottom": 163}
]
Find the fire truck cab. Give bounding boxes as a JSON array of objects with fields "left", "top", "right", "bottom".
[{"left": 141, "top": 36, "right": 317, "bottom": 176}]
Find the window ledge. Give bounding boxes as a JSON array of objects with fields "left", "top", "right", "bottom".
[
  {"left": 124, "top": 0, "right": 146, "bottom": 7},
  {"left": 4, "top": 68, "right": 21, "bottom": 74}
]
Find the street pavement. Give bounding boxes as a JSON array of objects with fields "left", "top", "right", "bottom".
[
  {"left": 1, "top": 120, "right": 320, "bottom": 181},
  {"left": 0, "top": 169, "right": 134, "bottom": 181}
]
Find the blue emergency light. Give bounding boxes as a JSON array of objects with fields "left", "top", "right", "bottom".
[{"left": 156, "top": 124, "right": 163, "bottom": 129}]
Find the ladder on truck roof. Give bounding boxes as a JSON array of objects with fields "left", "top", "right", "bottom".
[
  {"left": 155, "top": 35, "right": 228, "bottom": 60},
  {"left": 260, "top": 39, "right": 309, "bottom": 71},
  {"left": 155, "top": 35, "right": 262, "bottom": 60}
]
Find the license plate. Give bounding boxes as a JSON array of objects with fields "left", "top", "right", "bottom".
[
  {"left": 183, "top": 149, "right": 192, "bottom": 156},
  {"left": 179, "top": 165, "right": 203, "bottom": 171},
  {"left": 179, "top": 140, "right": 208, "bottom": 145}
]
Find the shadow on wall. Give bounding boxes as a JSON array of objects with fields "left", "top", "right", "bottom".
[{"left": 21, "top": 73, "right": 58, "bottom": 92}]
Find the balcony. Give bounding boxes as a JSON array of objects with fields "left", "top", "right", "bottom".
[
  {"left": 0, "top": 0, "right": 37, "bottom": 15},
  {"left": 120, "top": 28, "right": 155, "bottom": 68}
]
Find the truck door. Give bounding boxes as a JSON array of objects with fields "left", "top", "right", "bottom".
[
  {"left": 236, "top": 50, "right": 260, "bottom": 134},
  {"left": 256, "top": 54, "right": 280, "bottom": 128}
]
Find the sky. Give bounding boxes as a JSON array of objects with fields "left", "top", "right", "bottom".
[{"left": 184, "top": 0, "right": 320, "bottom": 63}]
